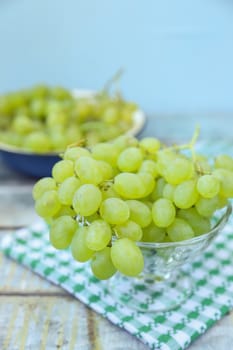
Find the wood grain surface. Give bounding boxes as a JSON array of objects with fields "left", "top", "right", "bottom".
[{"left": 1, "top": 115, "right": 233, "bottom": 349}]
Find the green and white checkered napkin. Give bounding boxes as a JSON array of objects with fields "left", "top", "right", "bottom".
[{"left": 1, "top": 141, "right": 233, "bottom": 350}]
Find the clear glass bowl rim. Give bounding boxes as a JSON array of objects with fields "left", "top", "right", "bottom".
[{"left": 136, "top": 202, "right": 232, "bottom": 249}]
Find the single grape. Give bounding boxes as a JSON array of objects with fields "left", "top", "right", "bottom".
[
  {"left": 139, "top": 137, "right": 160, "bottom": 153},
  {"left": 173, "top": 180, "right": 199, "bottom": 209},
  {"left": 74, "top": 156, "right": 103, "bottom": 185},
  {"left": 215, "top": 154, "right": 233, "bottom": 172},
  {"left": 91, "top": 247, "right": 116, "bottom": 279},
  {"left": 100, "top": 198, "right": 129, "bottom": 225},
  {"left": 52, "top": 160, "right": 74, "bottom": 183},
  {"left": 152, "top": 198, "right": 176, "bottom": 227},
  {"left": 142, "top": 223, "right": 166, "bottom": 242},
  {"left": 91, "top": 142, "right": 119, "bottom": 167},
  {"left": 86, "top": 220, "right": 112, "bottom": 251},
  {"left": 35, "top": 190, "right": 61, "bottom": 218},
  {"left": 167, "top": 218, "right": 194, "bottom": 242},
  {"left": 163, "top": 157, "right": 194, "bottom": 185},
  {"left": 117, "top": 147, "right": 143, "bottom": 172},
  {"left": 63, "top": 147, "right": 91, "bottom": 162},
  {"left": 114, "top": 173, "right": 145, "bottom": 199},
  {"left": 97, "top": 160, "right": 114, "bottom": 181},
  {"left": 49, "top": 216, "right": 77, "bottom": 249},
  {"left": 212, "top": 169, "right": 233, "bottom": 197},
  {"left": 138, "top": 172, "right": 155, "bottom": 197},
  {"left": 71, "top": 226, "right": 94, "bottom": 262},
  {"left": 150, "top": 177, "right": 166, "bottom": 201},
  {"left": 126, "top": 200, "right": 152, "bottom": 228},
  {"left": 32, "top": 177, "right": 57, "bottom": 200},
  {"left": 162, "top": 183, "right": 175, "bottom": 201},
  {"left": 58, "top": 176, "right": 81, "bottom": 205},
  {"left": 115, "top": 220, "right": 143, "bottom": 241},
  {"left": 197, "top": 174, "right": 220, "bottom": 198},
  {"left": 73, "top": 184, "right": 102, "bottom": 216},
  {"left": 111, "top": 238, "right": 144, "bottom": 276},
  {"left": 195, "top": 195, "right": 220, "bottom": 217},
  {"left": 177, "top": 208, "right": 211, "bottom": 236},
  {"left": 138, "top": 160, "right": 158, "bottom": 178},
  {"left": 23, "top": 131, "right": 52, "bottom": 153}
]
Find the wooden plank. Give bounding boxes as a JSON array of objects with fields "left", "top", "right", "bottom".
[
  {"left": 0, "top": 296, "right": 148, "bottom": 350},
  {"left": 0, "top": 185, "right": 38, "bottom": 229},
  {"left": 0, "top": 252, "right": 64, "bottom": 294}
]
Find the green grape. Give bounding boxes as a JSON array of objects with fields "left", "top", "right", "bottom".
[
  {"left": 91, "top": 142, "right": 119, "bottom": 167},
  {"left": 113, "top": 173, "right": 145, "bottom": 199},
  {"left": 117, "top": 147, "right": 143, "bottom": 172},
  {"left": 35, "top": 190, "right": 61, "bottom": 218},
  {"left": 91, "top": 247, "right": 116, "bottom": 279},
  {"left": 49, "top": 130, "right": 68, "bottom": 151},
  {"left": 73, "top": 184, "right": 102, "bottom": 216},
  {"left": 74, "top": 156, "right": 103, "bottom": 185},
  {"left": 101, "top": 183, "right": 121, "bottom": 200},
  {"left": 156, "top": 150, "right": 177, "bottom": 176},
  {"left": 111, "top": 238, "right": 144, "bottom": 277},
  {"left": 177, "top": 208, "right": 211, "bottom": 236},
  {"left": 46, "top": 111, "right": 68, "bottom": 129},
  {"left": 142, "top": 223, "right": 166, "bottom": 242},
  {"left": 32, "top": 177, "right": 57, "bottom": 200},
  {"left": 58, "top": 176, "right": 81, "bottom": 205},
  {"left": 66, "top": 125, "right": 83, "bottom": 144},
  {"left": 71, "top": 226, "right": 94, "bottom": 262},
  {"left": 163, "top": 157, "right": 194, "bottom": 185},
  {"left": 138, "top": 172, "right": 155, "bottom": 197},
  {"left": 49, "top": 216, "right": 77, "bottom": 249},
  {"left": 23, "top": 131, "right": 52, "bottom": 152},
  {"left": 167, "top": 218, "right": 195, "bottom": 242},
  {"left": 173, "top": 180, "right": 199, "bottom": 209},
  {"left": 215, "top": 154, "right": 233, "bottom": 172},
  {"left": 115, "top": 220, "right": 143, "bottom": 241},
  {"left": 86, "top": 220, "right": 112, "bottom": 251},
  {"left": 54, "top": 205, "right": 76, "bottom": 218},
  {"left": 195, "top": 195, "right": 220, "bottom": 217},
  {"left": 126, "top": 200, "right": 152, "bottom": 228},
  {"left": 139, "top": 137, "right": 161, "bottom": 153},
  {"left": 52, "top": 160, "right": 74, "bottom": 183},
  {"left": 150, "top": 177, "right": 166, "bottom": 201},
  {"left": 197, "top": 174, "right": 220, "bottom": 198},
  {"left": 12, "top": 115, "right": 34, "bottom": 135},
  {"left": 212, "top": 169, "right": 233, "bottom": 197},
  {"left": 63, "top": 147, "right": 91, "bottom": 162},
  {"left": 162, "top": 183, "right": 175, "bottom": 201},
  {"left": 30, "top": 98, "right": 47, "bottom": 118},
  {"left": 97, "top": 160, "right": 114, "bottom": 181},
  {"left": 112, "top": 135, "right": 138, "bottom": 152},
  {"left": 152, "top": 198, "right": 176, "bottom": 227},
  {"left": 100, "top": 198, "right": 129, "bottom": 225},
  {"left": 138, "top": 160, "right": 158, "bottom": 178},
  {"left": 102, "top": 106, "right": 119, "bottom": 124}
]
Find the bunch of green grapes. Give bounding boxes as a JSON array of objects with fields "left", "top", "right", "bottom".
[
  {"left": 0, "top": 84, "right": 137, "bottom": 152},
  {"left": 33, "top": 134, "right": 233, "bottom": 280}
]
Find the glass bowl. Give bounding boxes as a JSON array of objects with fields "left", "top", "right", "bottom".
[{"left": 108, "top": 203, "right": 232, "bottom": 312}]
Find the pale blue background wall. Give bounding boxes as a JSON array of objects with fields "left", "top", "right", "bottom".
[{"left": 0, "top": 0, "right": 233, "bottom": 114}]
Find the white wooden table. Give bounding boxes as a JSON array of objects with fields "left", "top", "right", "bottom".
[{"left": 1, "top": 114, "right": 233, "bottom": 350}]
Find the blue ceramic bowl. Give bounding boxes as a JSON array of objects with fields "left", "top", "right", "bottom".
[
  {"left": 0, "top": 90, "right": 146, "bottom": 178},
  {"left": 0, "top": 147, "right": 61, "bottom": 178}
]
